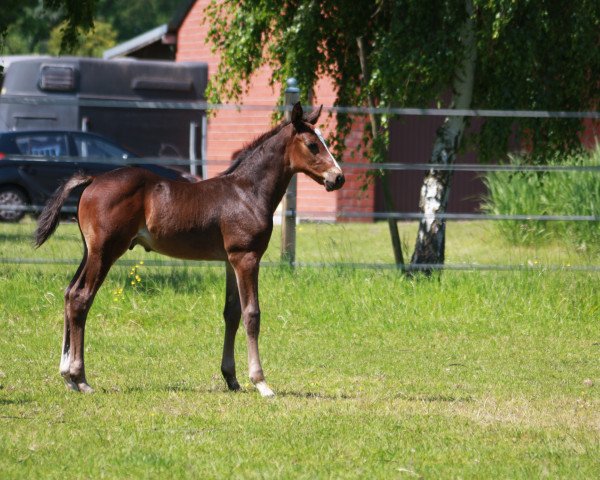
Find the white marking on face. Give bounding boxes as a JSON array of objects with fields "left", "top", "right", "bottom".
[{"left": 314, "top": 128, "right": 341, "bottom": 170}]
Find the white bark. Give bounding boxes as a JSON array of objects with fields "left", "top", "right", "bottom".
[{"left": 410, "top": 0, "right": 476, "bottom": 273}]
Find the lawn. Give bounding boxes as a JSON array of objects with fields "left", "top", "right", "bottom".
[{"left": 0, "top": 220, "right": 598, "bottom": 478}]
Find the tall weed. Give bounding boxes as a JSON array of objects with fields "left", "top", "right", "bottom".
[{"left": 482, "top": 147, "right": 600, "bottom": 249}]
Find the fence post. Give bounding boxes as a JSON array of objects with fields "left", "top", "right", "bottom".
[
  {"left": 281, "top": 78, "right": 300, "bottom": 266},
  {"left": 189, "top": 121, "right": 198, "bottom": 176},
  {"left": 200, "top": 113, "right": 208, "bottom": 179}
]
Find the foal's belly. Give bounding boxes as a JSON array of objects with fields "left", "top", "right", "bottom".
[{"left": 133, "top": 226, "right": 228, "bottom": 261}]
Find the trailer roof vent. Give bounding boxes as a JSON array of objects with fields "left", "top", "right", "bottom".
[{"left": 39, "top": 65, "right": 77, "bottom": 92}]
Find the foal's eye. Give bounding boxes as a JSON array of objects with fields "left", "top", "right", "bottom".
[{"left": 307, "top": 143, "right": 319, "bottom": 155}]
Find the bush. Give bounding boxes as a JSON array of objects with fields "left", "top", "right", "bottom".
[{"left": 482, "top": 147, "right": 600, "bottom": 250}]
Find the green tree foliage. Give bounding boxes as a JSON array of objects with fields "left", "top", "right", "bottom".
[
  {"left": 1, "top": 0, "right": 179, "bottom": 56},
  {"left": 44, "top": 0, "right": 96, "bottom": 51},
  {"left": 205, "top": 0, "right": 600, "bottom": 160},
  {"left": 1, "top": 1, "right": 62, "bottom": 54},
  {"left": 95, "top": 0, "right": 181, "bottom": 42},
  {"left": 474, "top": 0, "right": 600, "bottom": 160},
  {"left": 0, "top": 1, "right": 28, "bottom": 44},
  {"left": 48, "top": 20, "right": 117, "bottom": 57},
  {"left": 0, "top": 0, "right": 95, "bottom": 54}
]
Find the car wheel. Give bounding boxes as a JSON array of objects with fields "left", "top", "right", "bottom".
[{"left": 0, "top": 186, "right": 29, "bottom": 222}]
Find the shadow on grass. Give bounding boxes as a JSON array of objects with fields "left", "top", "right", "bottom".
[
  {"left": 100, "top": 383, "right": 225, "bottom": 395},
  {"left": 118, "top": 268, "right": 225, "bottom": 296},
  {"left": 395, "top": 393, "right": 474, "bottom": 403},
  {"left": 97, "top": 383, "right": 472, "bottom": 403},
  {"left": 277, "top": 390, "right": 356, "bottom": 400},
  {"left": 0, "top": 397, "right": 32, "bottom": 408},
  {"left": 99, "top": 383, "right": 356, "bottom": 400}
]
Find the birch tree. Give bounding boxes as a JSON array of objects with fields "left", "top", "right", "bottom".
[
  {"left": 410, "top": 0, "right": 476, "bottom": 270},
  {"left": 205, "top": 0, "right": 599, "bottom": 270}
]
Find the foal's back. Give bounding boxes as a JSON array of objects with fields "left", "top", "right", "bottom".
[{"left": 77, "top": 167, "right": 266, "bottom": 261}]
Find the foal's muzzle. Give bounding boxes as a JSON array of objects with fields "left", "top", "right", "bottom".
[{"left": 325, "top": 173, "right": 345, "bottom": 191}]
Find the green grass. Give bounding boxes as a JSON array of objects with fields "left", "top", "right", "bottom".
[{"left": 0, "top": 220, "right": 599, "bottom": 478}]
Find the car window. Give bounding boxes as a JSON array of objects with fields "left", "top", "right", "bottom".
[
  {"left": 14, "top": 134, "right": 68, "bottom": 156},
  {"left": 73, "top": 134, "right": 129, "bottom": 159}
]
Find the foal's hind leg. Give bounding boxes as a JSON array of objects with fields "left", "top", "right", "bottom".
[
  {"left": 60, "top": 247, "right": 88, "bottom": 391},
  {"left": 221, "top": 262, "right": 241, "bottom": 391},
  {"left": 63, "top": 241, "right": 128, "bottom": 392}
]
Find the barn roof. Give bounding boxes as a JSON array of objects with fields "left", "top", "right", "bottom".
[{"left": 103, "top": 0, "right": 197, "bottom": 60}]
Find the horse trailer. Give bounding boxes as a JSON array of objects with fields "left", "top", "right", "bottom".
[{"left": 0, "top": 57, "right": 208, "bottom": 175}]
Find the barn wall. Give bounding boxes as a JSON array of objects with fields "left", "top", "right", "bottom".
[{"left": 176, "top": 0, "right": 374, "bottom": 221}]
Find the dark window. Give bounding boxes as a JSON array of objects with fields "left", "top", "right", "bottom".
[
  {"left": 73, "top": 134, "right": 130, "bottom": 159},
  {"left": 15, "top": 134, "right": 68, "bottom": 156}
]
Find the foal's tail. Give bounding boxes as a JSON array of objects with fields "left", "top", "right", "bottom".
[{"left": 34, "top": 173, "right": 93, "bottom": 248}]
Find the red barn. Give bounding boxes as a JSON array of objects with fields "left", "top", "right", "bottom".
[{"left": 104, "top": 0, "right": 374, "bottom": 221}]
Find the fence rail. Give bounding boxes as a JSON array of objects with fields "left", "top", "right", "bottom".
[
  {"left": 1, "top": 204, "right": 599, "bottom": 223},
  {"left": 3, "top": 157, "right": 597, "bottom": 222},
  {"left": 1, "top": 94, "right": 597, "bottom": 272},
  {"left": 2, "top": 155, "right": 600, "bottom": 172},
  {"left": 2, "top": 95, "right": 599, "bottom": 119},
  {"left": 1, "top": 257, "right": 599, "bottom": 273}
]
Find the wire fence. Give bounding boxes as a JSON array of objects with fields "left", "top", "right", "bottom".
[
  {"left": 1, "top": 256, "right": 599, "bottom": 273},
  {"left": 1, "top": 96, "right": 598, "bottom": 272},
  {"left": 2, "top": 158, "right": 599, "bottom": 222}
]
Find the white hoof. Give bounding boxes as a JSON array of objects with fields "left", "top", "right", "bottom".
[{"left": 255, "top": 381, "right": 275, "bottom": 397}]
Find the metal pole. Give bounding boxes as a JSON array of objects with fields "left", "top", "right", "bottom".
[
  {"left": 281, "top": 78, "right": 300, "bottom": 266},
  {"left": 201, "top": 113, "right": 208, "bottom": 179},
  {"left": 189, "top": 121, "right": 198, "bottom": 176}
]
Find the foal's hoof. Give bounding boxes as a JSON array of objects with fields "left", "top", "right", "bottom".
[
  {"left": 62, "top": 375, "right": 94, "bottom": 394},
  {"left": 255, "top": 381, "right": 275, "bottom": 398},
  {"left": 227, "top": 379, "right": 241, "bottom": 392},
  {"left": 63, "top": 376, "right": 80, "bottom": 392},
  {"left": 77, "top": 382, "right": 95, "bottom": 394}
]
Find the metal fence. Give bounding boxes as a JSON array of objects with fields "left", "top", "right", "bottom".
[{"left": 1, "top": 96, "right": 598, "bottom": 272}]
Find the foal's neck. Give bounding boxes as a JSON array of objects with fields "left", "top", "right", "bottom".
[{"left": 229, "top": 125, "right": 294, "bottom": 214}]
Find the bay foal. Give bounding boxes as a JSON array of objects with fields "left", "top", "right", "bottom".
[{"left": 34, "top": 103, "right": 344, "bottom": 397}]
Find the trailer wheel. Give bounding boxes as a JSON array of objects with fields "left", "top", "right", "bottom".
[{"left": 0, "top": 186, "right": 29, "bottom": 222}]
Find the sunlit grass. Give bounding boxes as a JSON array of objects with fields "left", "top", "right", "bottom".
[{"left": 0, "top": 220, "right": 598, "bottom": 478}]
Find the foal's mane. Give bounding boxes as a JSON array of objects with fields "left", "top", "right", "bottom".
[{"left": 219, "top": 119, "right": 291, "bottom": 176}]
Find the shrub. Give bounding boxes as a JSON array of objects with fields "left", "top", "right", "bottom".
[{"left": 482, "top": 147, "right": 600, "bottom": 249}]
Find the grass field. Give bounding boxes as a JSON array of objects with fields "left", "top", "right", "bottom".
[{"left": 1, "top": 220, "right": 599, "bottom": 478}]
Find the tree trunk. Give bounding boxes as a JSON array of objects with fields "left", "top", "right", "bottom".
[{"left": 410, "top": 0, "right": 476, "bottom": 274}]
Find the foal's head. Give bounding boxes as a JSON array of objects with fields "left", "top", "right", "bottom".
[{"left": 288, "top": 103, "right": 345, "bottom": 191}]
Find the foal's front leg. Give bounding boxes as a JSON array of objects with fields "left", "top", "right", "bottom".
[
  {"left": 221, "top": 262, "right": 241, "bottom": 391},
  {"left": 228, "top": 251, "right": 274, "bottom": 397}
]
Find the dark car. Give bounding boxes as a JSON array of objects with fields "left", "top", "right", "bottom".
[{"left": 0, "top": 130, "right": 194, "bottom": 221}]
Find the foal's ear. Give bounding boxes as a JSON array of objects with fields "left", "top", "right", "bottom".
[
  {"left": 305, "top": 105, "right": 322, "bottom": 125},
  {"left": 291, "top": 102, "right": 304, "bottom": 130}
]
